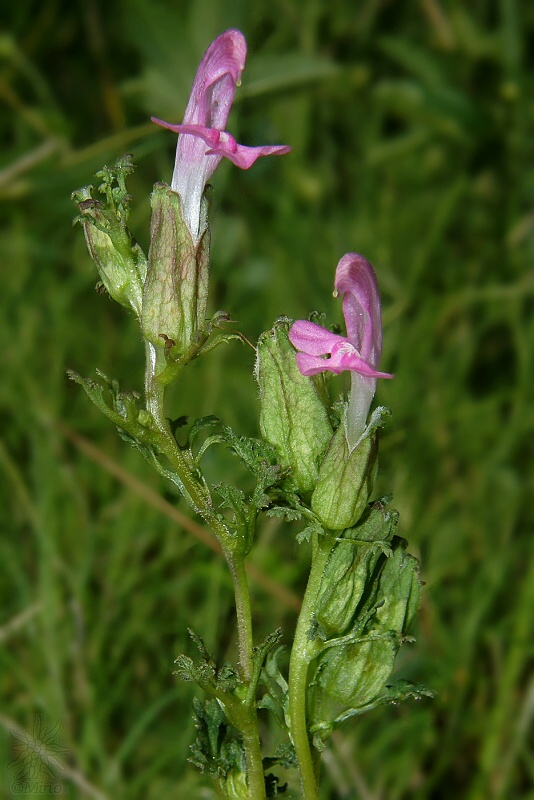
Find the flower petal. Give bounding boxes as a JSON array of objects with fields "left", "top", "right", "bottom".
[
  {"left": 207, "top": 141, "right": 291, "bottom": 169},
  {"left": 154, "top": 122, "right": 291, "bottom": 169},
  {"left": 182, "top": 30, "right": 246, "bottom": 130},
  {"left": 335, "top": 253, "right": 383, "bottom": 367},
  {"left": 331, "top": 341, "right": 393, "bottom": 378},
  {"left": 295, "top": 352, "right": 340, "bottom": 376},
  {"left": 288, "top": 320, "right": 346, "bottom": 356},
  {"left": 293, "top": 342, "right": 392, "bottom": 379},
  {"left": 151, "top": 120, "right": 222, "bottom": 148}
]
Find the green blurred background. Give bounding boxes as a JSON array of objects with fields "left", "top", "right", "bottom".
[{"left": 1, "top": 1, "right": 533, "bottom": 797}]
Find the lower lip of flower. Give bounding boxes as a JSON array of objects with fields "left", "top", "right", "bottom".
[{"left": 218, "top": 130, "right": 237, "bottom": 153}]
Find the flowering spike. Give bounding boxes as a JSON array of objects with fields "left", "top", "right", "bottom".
[
  {"left": 289, "top": 254, "right": 393, "bottom": 448},
  {"left": 152, "top": 30, "right": 290, "bottom": 243}
]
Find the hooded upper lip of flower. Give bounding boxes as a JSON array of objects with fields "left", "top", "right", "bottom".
[
  {"left": 151, "top": 29, "right": 291, "bottom": 243},
  {"left": 288, "top": 253, "right": 393, "bottom": 382}
]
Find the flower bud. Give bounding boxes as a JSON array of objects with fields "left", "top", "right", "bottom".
[
  {"left": 311, "top": 422, "right": 377, "bottom": 531},
  {"left": 255, "top": 319, "right": 333, "bottom": 493},
  {"left": 75, "top": 190, "right": 146, "bottom": 315},
  {"left": 141, "top": 183, "right": 210, "bottom": 351}
]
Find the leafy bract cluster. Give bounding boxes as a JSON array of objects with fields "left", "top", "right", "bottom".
[{"left": 174, "top": 629, "right": 291, "bottom": 796}]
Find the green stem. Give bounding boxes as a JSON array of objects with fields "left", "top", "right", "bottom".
[
  {"left": 144, "top": 342, "right": 226, "bottom": 534},
  {"left": 241, "top": 708, "right": 267, "bottom": 800},
  {"left": 144, "top": 342, "right": 265, "bottom": 799},
  {"left": 289, "top": 534, "right": 332, "bottom": 800},
  {"left": 226, "top": 550, "right": 254, "bottom": 683},
  {"left": 225, "top": 551, "right": 266, "bottom": 799}
]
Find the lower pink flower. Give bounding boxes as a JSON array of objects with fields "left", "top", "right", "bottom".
[{"left": 289, "top": 253, "right": 393, "bottom": 447}]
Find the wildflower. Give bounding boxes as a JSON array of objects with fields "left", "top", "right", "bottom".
[
  {"left": 152, "top": 29, "right": 290, "bottom": 243},
  {"left": 289, "top": 253, "right": 393, "bottom": 448}
]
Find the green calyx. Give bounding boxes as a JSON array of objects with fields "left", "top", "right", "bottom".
[
  {"left": 315, "top": 503, "right": 397, "bottom": 637},
  {"left": 255, "top": 319, "right": 333, "bottom": 493},
  {"left": 311, "top": 419, "right": 378, "bottom": 531},
  {"left": 313, "top": 530, "right": 421, "bottom": 714},
  {"left": 141, "top": 183, "right": 210, "bottom": 353},
  {"left": 73, "top": 155, "right": 147, "bottom": 315}
]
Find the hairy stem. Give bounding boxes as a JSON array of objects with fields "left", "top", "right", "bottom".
[
  {"left": 225, "top": 552, "right": 265, "bottom": 798},
  {"left": 226, "top": 551, "right": 254, "bottom": 683},
  {"left": 144, "top": 342, "right": 226, "bottom": 534},
  {"left": 289, "top": 534, "right": 332, "bottom": 800},
  {"left": 241, "top": 708, "right": 267, "bottom": 800}
]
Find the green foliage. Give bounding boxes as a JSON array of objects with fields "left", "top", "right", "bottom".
[
  {"left": 2, "top": 1, "right": 534, "bottom": 798},
  {"left": 189, "top": 697, "right": 247, "bottom": 784},
  {"left": 174, "top": 628, "right": 287, "bottom": 795},
  {"left": 173, "top": 629, "right": 239, "bottom": 700},
  {"left": 195, "top": 422, "right": 291, "bottom": 555},
  {"left": 258, "top": 646, "right": 291, "bottom": 736}
]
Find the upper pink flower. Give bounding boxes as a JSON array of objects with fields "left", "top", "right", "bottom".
[
  {"left": 289, "top": 254, "right": 393, "bottom": 447},
  {"left": 152, "top": 30, "right": 290, "bottom": 243}
]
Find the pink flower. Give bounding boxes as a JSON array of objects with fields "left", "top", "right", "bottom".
[
  {"left": 289, "top": 254, "right": 393, "bottom": 447},
  {"left": 152, "top": 30, "right": 290, "bottom": 243}
]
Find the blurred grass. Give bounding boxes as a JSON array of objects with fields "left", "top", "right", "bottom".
[{"left": 1, "top": 0, "right": 534, "bottom": 798}]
